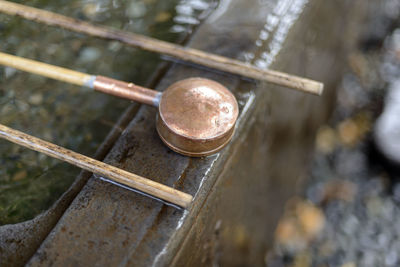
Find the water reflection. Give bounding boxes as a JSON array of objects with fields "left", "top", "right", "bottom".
[
  {"left": 171, "top": 0, "right": 217, "bottom": 33},
  {"left": 242, "top": 0, "right": 308, "bottom": 68}
]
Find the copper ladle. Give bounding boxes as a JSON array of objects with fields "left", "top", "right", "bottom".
[{"left": 0, "top": 52, "right": 238, "bottom": 157}]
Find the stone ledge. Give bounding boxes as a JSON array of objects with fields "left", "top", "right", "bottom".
[{"left": 27, "top": 0, "right": 365, "bottom": 265}]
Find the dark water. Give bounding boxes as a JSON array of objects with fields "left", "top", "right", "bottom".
[{"left": 0, "top": 0, "right": 216, "bottom": 225}]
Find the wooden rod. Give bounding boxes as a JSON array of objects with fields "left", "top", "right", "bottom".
[
  {"left": 0, "top": 0, "right": 324, "bottom": 95},
  {"left": 0, "top": 51, "right": 93, "bottom": 86},
  {"left": 0, "top": 51, "right": 162, "bottom": 106},
  {"left": 0, "top": 124, "right": 193, "bottom": 209}
]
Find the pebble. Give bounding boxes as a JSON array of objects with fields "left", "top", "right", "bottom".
[
  {"left": 28, "top": 93, "right": 43, "bottom": 105},
  {"left": 341, "top": 215, "right": 359, "bottom": 236},
  {"left": 275, "top": 217, "right": 300, "bottom": 247},
  {"left": 315, "top": 125, "right": 337, "bottom": 154},
  {"left": 1, "top": 103, "right": 14, "bottom": 115},
  {"left": 374, "top": 79, "right": 400, "bottom": 164},
  {"left": 126, "top": 2, "right": 147, "bottom": 18},
  {"left": 12, "top": 170, "right": 27, "bottom": 181},
  {"left": 392, "top": 183, "right": 400, "bottom": 202},
  {"left": 296, "top": 202, "right": 325, "bottom": 239},
  {"left": 292, "top": 252, "right": 311, "bottom": 267},
  {"left": 4, "top": 67, "right": 17, "bottom": 78},
  {"left": 321, "top": 180, "right": 357, "bottom": 203},
  {"left": 79, "top": 47, "right": 101, "bottom": 63},
  {"left": 348, "top": 52, "right": 368, "bottom": 78},
  {"left": 366, "top": 196, "right": 383, "bottom": 217},
  {"left": 385, "top": 248, "right": 399, "bottom": 266},
  {"left": 82, "top": 3, "right": 101, "bottom": 18},
  {"left": 155, "top": 12, "right": 171, "bottom": 23},
  {"left": 16, "top": 100, "right": 29, "bottom": 112},
  {"left": 337, "top": 117, "right": 367, "bottom": 147},
  {"left": 108, "top": 41, "right": 122, "bottom": 52},
  {"left": 275, "top": 200, "right": 325, "bottom": 252}
]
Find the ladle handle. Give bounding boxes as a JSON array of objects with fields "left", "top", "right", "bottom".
[
  {"left": 0, "top": 51, "right": 94, "bottom": 86},
  {"left": 93, "top": 76, "right": 161, "bottom": 106},
  {"left": 0, "top": 51, "right": 161, "bottom": 106},
  {"left": 0, "top": 123, "right": 193, "bottom": 208}
]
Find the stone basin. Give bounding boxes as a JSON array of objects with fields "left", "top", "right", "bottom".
[{"left": 0, "top": 0, "right": 366, "bottom": 265}]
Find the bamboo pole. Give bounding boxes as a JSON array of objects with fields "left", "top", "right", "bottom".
[
  {"left": 0, "top": 52, "right": 93, "bottom": 86},
  {"left": 0, "top": 0, "right": 324, "bottom": 95},
  {"left": 0, "top": 124, "right": 193, "bottom": 209}
]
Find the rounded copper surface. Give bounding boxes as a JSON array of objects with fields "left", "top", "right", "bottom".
[{"left": 156, "top": 77, "right": 239, "bottom": 157}]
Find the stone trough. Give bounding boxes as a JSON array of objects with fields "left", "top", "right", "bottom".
[{"left": 0, "top": 0, "right": 366, "bottom": 265}]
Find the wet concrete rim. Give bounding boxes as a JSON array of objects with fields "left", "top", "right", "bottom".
[{"left": 24, "top": 0, "right": 352, "bottom": 265}]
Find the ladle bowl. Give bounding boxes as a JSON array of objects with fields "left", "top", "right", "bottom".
[{"left": 156, "top": 78, "right": 238, "bottom": 157}]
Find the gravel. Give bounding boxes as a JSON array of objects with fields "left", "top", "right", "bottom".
[{"left": 266, "top": 1, "right": 400, "bottom": 266}]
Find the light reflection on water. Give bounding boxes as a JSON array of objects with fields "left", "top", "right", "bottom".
[
  {"left": 242, "top": 0, "right": 308, "bottom": 69},
  {"left": 172, "top": 0, "right": 218, "bottom": 33}
]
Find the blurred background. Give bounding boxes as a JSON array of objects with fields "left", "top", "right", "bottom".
[{"left": 267, "top": 1, "right": 400, "bottom": 266}]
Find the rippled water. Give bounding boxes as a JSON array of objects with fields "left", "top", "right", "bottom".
[{"left": 0, "top": 0, "right": 216, "bottom": 225}]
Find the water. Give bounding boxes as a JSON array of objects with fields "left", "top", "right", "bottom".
[
  {"left": 97, "top": 175, "right": 184, "bottom": 210},
  {"left": 0, "top": 0, "right": 216, "bottom": 225}
]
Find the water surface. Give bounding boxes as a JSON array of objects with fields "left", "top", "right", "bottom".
[{"left": 0, "top": 0, "right": 216, "bottom": 225}]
